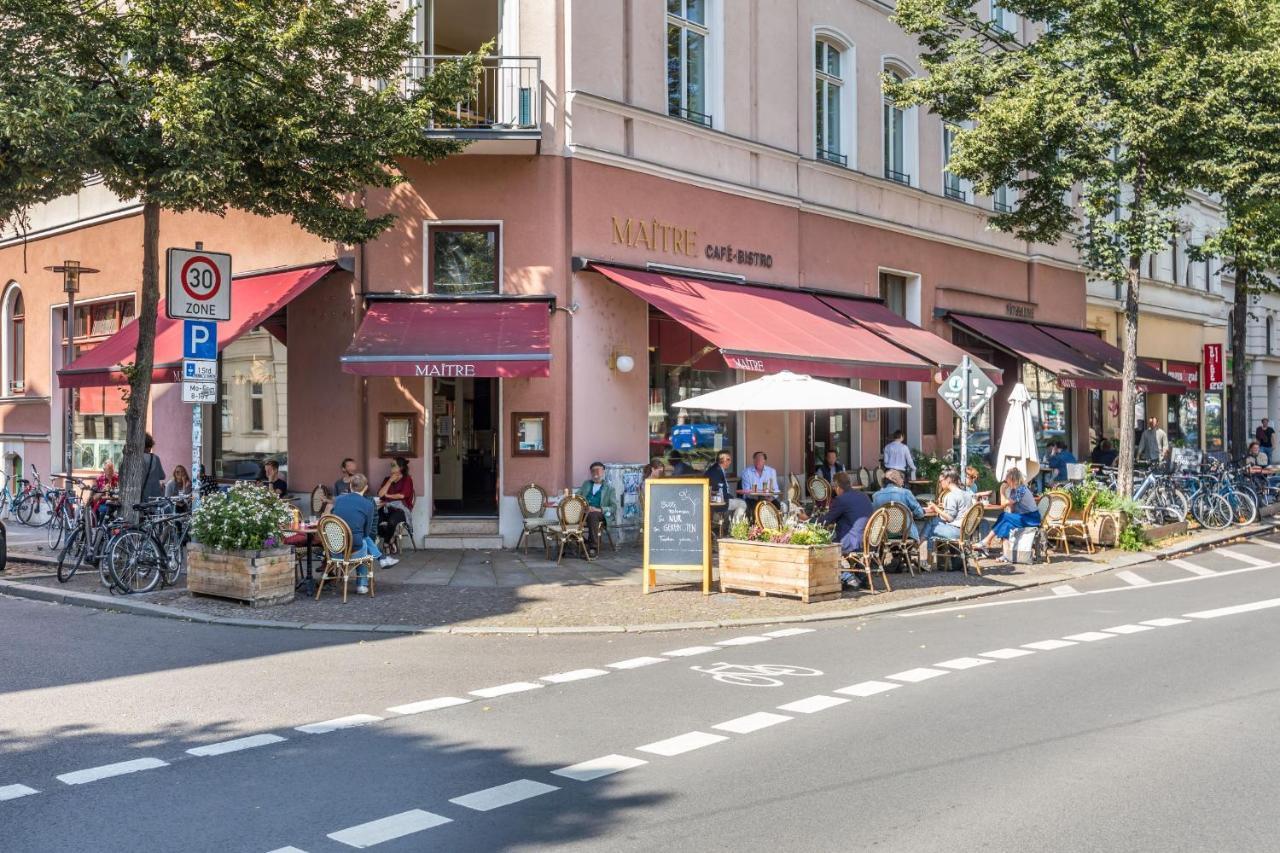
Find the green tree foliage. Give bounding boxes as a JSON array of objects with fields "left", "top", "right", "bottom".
[
  {"left": 0, "top": 0, "right": 478, "bottom": 512},
  {"left": 889, "top": 0, "right": 1268, "bottom": 492}
]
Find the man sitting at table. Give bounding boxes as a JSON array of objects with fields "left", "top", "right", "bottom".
[
  {"left": 705, "top": 451, "right": 747, "bottom": 519},
  {"left": 1041, "top": 441, "right": 1077, "bottom": 489},
  {"left": 577, "top": 462, "right": 616, "bottom": 556},
  {"left": 740, "top": 451, "right": 780, "bottom": 516},
  {"left": 1090, "top": 438, "right": 1118, "bottom": 468},
  {"left": 330, "top": 474, "right": 398, "bottom": 594},
  {"left": 872, "top": 469, "right": 925, "bottom": 539},
  {"left": 814, "top": 449, "right": 845, "bottom": 484},
  {"left": 816, "top": 471, "right": 872, "bottom": 591}
]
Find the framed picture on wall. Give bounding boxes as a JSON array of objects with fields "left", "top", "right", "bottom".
[
  {"left": 380, "top": 412, "right": 419, "bottom": 457},
  {"left": 512, "top": 412, "right": 549, "bottom": 457}
]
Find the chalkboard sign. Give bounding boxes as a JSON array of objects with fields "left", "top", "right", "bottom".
[{"left": 642, "top": 477, "right": 712, "bottom": 595}]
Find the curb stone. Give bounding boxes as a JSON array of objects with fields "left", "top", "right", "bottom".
[{"left": 1, "top": 520, "right": 1276, "bottom": 635}]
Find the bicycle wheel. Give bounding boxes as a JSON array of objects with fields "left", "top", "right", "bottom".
[
  {"left": 46, "top": 509, "right": 66, "bottom": 550},
  {"left": 1228, "top": 490, "right": 1258, "bottom": 525},
  {"left": 14, "top": 494, "right": 35, "bottom": 526},
  {"left": 158, "top": 523, "right": 186, "bottom": 584},
  {"left": 57, "top": 527, "right": 87, "bottom": 583},
  {"left": 1192, "top": 492, "right": 1231, "bottom": 530},
  {"left": 108, "top": 529, "right": 166, "bottom": 594}
]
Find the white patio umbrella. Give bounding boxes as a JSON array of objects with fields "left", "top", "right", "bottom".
[
  {"left": 673, "top": 371, "right": 909, "bottom": 486},
  {"left": 994, "top": 382, "right": 1041, "bottom": 484}
]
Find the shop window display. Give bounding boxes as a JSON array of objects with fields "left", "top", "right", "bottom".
[
  {"left": 649, "top": 315, "right": 736, "bottom": 473},
  {"left": 1204, "top": 391, "right": 1225, "bottom": 453},
  {"left": 1021, "top": 361, "right": 1071, "bottom": 459}
]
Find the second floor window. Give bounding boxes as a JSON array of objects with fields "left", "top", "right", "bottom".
[
  {"left": 8, "top": 289, "right": 23, "bottom": 395},
  {"left": 942, "top": 124, "right": 966, "bottom": 201},
  {"left": 814, "top": 39, "right": 845, "bottom": 166},
  {"left": 429, "top": 225, "right": 500, "bottom": 295},
  {"left": 883, "top": 70, "right": 911, "bottom": 185},
  {"left": 994, "top": 184, "right": 1014, "bottom": 213},
  {"left": 1268, "top": 316, "right": 1275, "bottom": 356},
  {"left": 992, "top": 2, "right": 1015, "bottom": 33},
  {"left": 667, "top": 0, "right": 710, "bottom": 126}
]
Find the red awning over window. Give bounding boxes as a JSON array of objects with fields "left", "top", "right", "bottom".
[
  {"left": 1036, "top": 325, "right": 1186, "bottom": 394},
  {"left": 340, "top": 299, "right": 552, "bottom": 378},
  {"left": 949, "top": 313, "right": 1119, "bottom": 390},
  {"left": 58, "top": 263, "right": 336, "bottom": 388},
  {"left": 590, "top": 265, "right": 932, "bottom": 381}
]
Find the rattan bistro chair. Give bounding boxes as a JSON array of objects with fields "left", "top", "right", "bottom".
[
  {"left": 807, "top": 475, "right": 832, "bottom": 513},
  {"left": 857, "top": 467, "right": 872, "bottom": 490},
  {"left": 1062, "top": 492, "right": 1096, "bottom": 554},
  {"left": 310, "top": 484, "right": 332, "bottom": 516},
  {"left": 933, "top": 502, "right": 985, "bottom": 577},
  {"left": 754, "top": 499, "right": 783, "bottom": 532},
  {"left": 882, "top": 501, "right": 922, "bottom": 576},
  {"left": 1041, "top": 490, "right": 1074, "bottom": 555},
  {"left": 314, "top": 515, "right": 375, "bottom": 602},
  {"left": 547, "top": 494, "right": 591, "bottom": 563},
  {"left": 846, "top": 506, "right": 892, "bottom": 593},
  {"left": 515, "top": 483, "right": 552, "bottom": 557}
]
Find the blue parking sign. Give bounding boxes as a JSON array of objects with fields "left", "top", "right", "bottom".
[{"left": 183, "top": 320, "right": 218, "bottom": 361}]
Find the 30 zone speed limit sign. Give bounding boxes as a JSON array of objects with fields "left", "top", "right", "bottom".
[{"left": 166, "top": 248, "right": 232, "bottom": 321}]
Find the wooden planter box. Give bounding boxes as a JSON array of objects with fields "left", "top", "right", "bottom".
[
  {"left": 718, "top": 540, "right": 841, "bottom": 603},
  {"left": 1087, "top": 509, "right": 1126, "bottom": 548},
  {"left": 187, "top": 542, "right": 295, "bottom": 607}
]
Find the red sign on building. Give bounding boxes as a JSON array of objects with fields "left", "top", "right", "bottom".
[
  {"left": 1165, "top": 360, "right": 1201, "bottom": 391},
  {"left": 1203, "top": 343, "right": 1224, "bottom": 391}
]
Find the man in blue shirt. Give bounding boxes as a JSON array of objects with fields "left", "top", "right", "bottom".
[
  {"left": 1044, "top": 441, "right": 1077, "bottom": 488},
  {"left": 329, "top": 473, "right": 396, "bottom": 594},
  {"left": 816, "top": 471, "right": 873, "bottom": 591},
  {"left": 872, "top": 469, "right": 925, "bottom": 539},
  {"left": 881, "top": 430, "right": 917, "bottom": 479}
]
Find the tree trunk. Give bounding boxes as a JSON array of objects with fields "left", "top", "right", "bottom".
[
  {"left": 119, "top": 200, "right": 161, "bottom": 522},
  {"left": 1230, "top": 263, "right": 1250, "bottom": 458},
  {"left": 1116, "top": 259, "right": 1141, "bottom": 497}
]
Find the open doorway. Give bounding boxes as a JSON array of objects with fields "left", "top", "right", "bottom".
[{"left": 431, "top": 377, "right": 499, "bottom": 516}]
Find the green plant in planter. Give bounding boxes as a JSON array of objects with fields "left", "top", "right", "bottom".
[
  {"left": 1117, "top": 522, "right": 1147, "bottom": 552},
  {"left": 191, "top": 481, "right": 292, "bottom": 552},
  {"left": 912, "top": 449, "right": 945, "bottom": 485},
  {"left": 726, "top": 519, "right": 834, "bottom": 545}
]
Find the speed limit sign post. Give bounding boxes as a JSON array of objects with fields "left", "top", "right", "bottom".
[{"left": 166, "top": 248, "right": 232, "bottom": 321}]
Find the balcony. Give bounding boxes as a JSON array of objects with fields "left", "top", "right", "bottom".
[{"left": 403, "top": 56, "right": 542, "bottom": 154}]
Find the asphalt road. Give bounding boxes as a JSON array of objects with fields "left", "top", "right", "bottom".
[{"left": 4, "top": 536, "right": 1280, "bottom": 852}]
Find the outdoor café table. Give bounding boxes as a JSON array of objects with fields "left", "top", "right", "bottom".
[{"left": 284, "top": 523, "right": 319, "bottom": 596}]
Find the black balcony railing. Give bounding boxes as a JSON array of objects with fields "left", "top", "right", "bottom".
[
  {"left": 885, "top": 168, "right": 912, "bottom": 186},
  {"left": 669, "top": 105, "right": 713, "bottom": 128},
  {"left": 817, "top": 148, "right": 848, "bottom": 167},
  {"left": 402, "top": 56, "right": 541, "bottom": 133},
  {"left": 944, "top": 184, "right": 967, "bottom": 202},
  {"left": 994, "top": 200, "right": 1014, "bottom": 213}
]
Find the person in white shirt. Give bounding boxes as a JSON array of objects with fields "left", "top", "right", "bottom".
[
  {"left": 740, "top": 451, "right": 780, "bottom": 516},
  {"left": 882, "top": 430, "right": 916, "bottom": 479}
]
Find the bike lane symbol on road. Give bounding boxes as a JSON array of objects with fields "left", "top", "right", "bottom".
[{"left": 691, "top": 662, "right": 824, "bottom": 687}]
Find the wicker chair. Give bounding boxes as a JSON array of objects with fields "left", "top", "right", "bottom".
[
  {"left": 933, "top": 502, "right": 986, "bottom": 577},
  {"left": 807, "top": 475, "right": 832, "bottom": 512},
  {"left": 309, "top": 484, "right": 332, "bottom": 516},
  {"left": 547, "top": 494, "right": 591, "bottom": 563},
  {"left": 515, "top": 483, "right": 551, "bottom": 556},
  {"left": 1062, "top": 492, "right": 1096, "bottom": 554},
  {"left": 754, "top": 499, "right": 783, "bottom": 531},
  {"left": 881, "top": 501, "right": 922, "bottom": 575},
  {"left": 858, "top": 467, "right": 872, "bottom": 490},
  {"left": 846, "top": 506, "right": 893, "bottom": 593},
  {"left": 314, "top": 514, "right": 376, "bottom": 602},
  {"left": 1041, "top": 490, "right": 1074, "bottom": 555}
]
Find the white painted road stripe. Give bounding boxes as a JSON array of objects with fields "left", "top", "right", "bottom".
[
  {"left": 1115, "top": 570, "right": 1152, "bottom": 587},
  {"left": 763, "top": 628, "right": 815, "bottom": 637},
  {"left": 1141, "top": 617, "right": 1191, "bottom": 627},
  {"left": 0, "top": 784, "right": 39, "bottom": 801},
  {"left": 663, "top": 646, "right": 718, "bottom": 657},
  {"left": 266, "top": 847, "right": 310, "bottom": 853},
  {"left": 469, "top": 682, "right": 543, "bottom": 698},
  {"left": 1186, "top": 597, "right": 1280, "bottom": 619},
  {"left": 1215, "top": 548, "right": 1272, "bottom": 567},
  {"left": 716, "top": 636, "right": 771, "bottom": 646},
  {"left": 387, "top": 696, "right": 471, "bottom": 715},
  {"left": 713, "top": 712, "right": 792, "bottom": 734},
  {"left": 541, "top": 668, "right": 610, "bottom": 684},
  {"left": 607, "top": 656, "right": 668, "bottom": 669},
  {"left": 887, "top": 667, "right": 949, "bottom": 683},
  {"left": 636, "top": 731, "right": 729, "bottom": 756},
  {"left": 1103, "top": 624, "right": 1154, "bottom": 635},
  {"left": 834, "top": 680, "right": 902, "bottom": 697},
  {"left": 1022, "top": 639, "right": 1077, "bottom": 651},
  {"left": 551, "top": 754, "right": 648, "bottom": 782},
  {"left": 57, "top": 757, "right": 168, "bottom": 786},
  {"left": 1063, "top": 632, "right": 1116, "bottom": 642},
  {"left": 980, "top": 648, "right": 1035, "bottom": 659},
  {"left": 450, "top": 779, "right": 560, "bottom": 811},
  {"left": 1248, "top": 539, "right": 1280, "bottom": 551},
  {"left": 295, "top": 715, "right": 382, "bottom": 734},
  {"left": 1168, "top": 558, "right": 1216, "bottom": 576},
  {"left": 777, "top": 695, "right": 850, "bottom": 714},
  {"left": 935, "top": 657, "right": 994, "bottom": 670},
  {"left": 1052, "top": 585, "right": 1080, "bottom": 596},
  {"left": 186, "top": 734, "right": 285, "bottom": 757},
  {"left": 327, "top": 809, "right": 451, "bottom": 848}
]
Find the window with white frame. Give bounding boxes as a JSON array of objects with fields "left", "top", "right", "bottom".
[
  {"left": 667, "top": 0, "right": 710, "bottom": 126},
  {"left": 4, "top": 285, "right": 23, "bottom": 396},
  {"left": 883, "top": 67, "right": 915, "bottom": 186},
  {"left": 942, "top": 123, "right": 967, "bottom": 201},
  {"left": 814, "top": 38, "right": 847, "bottom": 167},
  {"left": 1268, "top": 315, "right": 1275, "bottom": 356},
  {"left": 994, "top": 183, "right": 1015, "bottom": 213},
  {"left": 991, "top": 1, "right": 1017, "bottom": 33}
]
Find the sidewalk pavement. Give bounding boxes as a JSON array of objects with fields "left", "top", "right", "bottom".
[{"left": 1, "top": 521, "right": 1274, "bottom": 634}]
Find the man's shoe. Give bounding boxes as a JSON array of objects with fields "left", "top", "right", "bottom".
[
  {"left": 355, "top": 584, "right": 369, "bottom": 595},
  {"left": 379, "top": 556, "right": 399, "bottom": 568}
]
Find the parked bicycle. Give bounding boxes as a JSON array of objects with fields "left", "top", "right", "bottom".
[{"left": 107, "top": 498, "right": 191, "bottom": 594}]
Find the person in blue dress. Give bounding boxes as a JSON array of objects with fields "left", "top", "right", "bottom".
[{"left": 977, "top": 467, "right": 1041, "bottom": 558}]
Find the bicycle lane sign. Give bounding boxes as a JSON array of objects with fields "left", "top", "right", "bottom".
[{"left": 690, "top": 662, "right": 825, "bottom": 687}]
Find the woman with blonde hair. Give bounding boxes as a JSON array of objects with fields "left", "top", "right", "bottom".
[{"left": 977, "top": 467, "right": 1040, "bottom": 558}]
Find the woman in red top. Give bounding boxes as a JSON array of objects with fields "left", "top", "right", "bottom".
[
  {"left": 91, "top": 460, "right": 120, "bottom": 520},
  {"left": 377, "top": 456, "right": 415, "bottom": 552}
]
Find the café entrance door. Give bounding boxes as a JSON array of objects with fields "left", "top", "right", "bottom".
[
  {"left": 431, "top": 377, "right": 499, "bottom": 516},
  {"left": 806, "top": 409, "right": 853, "bottom": 475}
]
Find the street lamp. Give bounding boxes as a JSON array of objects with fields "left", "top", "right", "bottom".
[{"left": 44, "top": 260, "right": 99, "bottom": 475}]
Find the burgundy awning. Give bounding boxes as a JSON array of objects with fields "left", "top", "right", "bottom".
[
  {"left": 1037, "top": 326, "right": 1186, "bottom": 394},
  {"left": 340, "top": 299, "right": 551, "bottom": 378},
  {"left": 948, "top": 313, "right": 1121, "bottom": 390},
  {"left": 590, "top": 265, "right": 932, "bottom": 381}
]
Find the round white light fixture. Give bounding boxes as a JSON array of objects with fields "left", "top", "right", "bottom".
[{"left": 614, "top": 354, "right": 635, "bottom": 374}]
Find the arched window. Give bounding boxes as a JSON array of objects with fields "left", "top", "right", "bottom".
[
  {"left": 814, "top": 38, "right": 847, "bottom": 166},
  {"left": 4, "top": 286, "right": 24, "bottom": 396},
  {"left": 882, "top": 65, "right": 917, "bottom": 186}
]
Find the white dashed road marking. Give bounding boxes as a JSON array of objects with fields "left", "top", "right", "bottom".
[
  {"left": 541, "top": 668, "right": 610, "bottom": 684},
  {"left": 777, "top": 695, "right": 850, "bottom": 714},
  {"left": 1142, "top": 617, "right": 1191, "bottom": 627},
  {"left": 57, "top": 758, "right": 168, "bottom": 786},
  {"left": 887, "top": 667, "right": 949, "bottom": 683},
  {"left": 266, "top": 847, "right": 310, "bottom": 853},
  {"left": 712, "top": 712, "right": 792, "bottom": 734},
  {"left": 834, "top": 680, "right": 901, "bottom": 697},
  {"left": 0, "top": 784, "right": 39, "bottom": 801},
  {"left": 295, "top": 715, "right": 382, "bottom": 734},
  {"left": 1248, "top": 539, "right": 1280, "bottom": 552},
  {"left": 935, "top": 657, "right": 994, "bottom": 670},
  {"left": 469, "top": 682, "right": 543, "bottom": 699},
  {"left": 1215, "top": 548, "right": 1272, "bottom": 567},
  {"left": 1063, "top": 632, "right": 1116, "bottom": 642},
  {"left": 606, "top": 656, "right": 668, "bottom": 669},
  {"left": 1103, "top": 624, "right": 1154, "bottom": 635},
  {"left": 762, "top": 628, "right": 815, "bottom": 637},
  {"left": 663, "top": 646, "right": 719, "bottom": 657},
  {"left": 1022, "top": 639, "right": 1077, "bottom": 651},
  {"left": 1168, "top": 558, "right": 1216, "bottom": 576},
  {"left": 327, "top": 809, "right": 452, "bottom": 848},
  {"left": 1186, "top": 598, "right": 1280, "bottom": 619},
  {"left": 187, "top": 734, "right": 286, "bottom": 757},
  {"left": 1115, "top": 570, "right": 1152, "bottom": 587},
  {"left": 636, "top": 731, "right": 729, "bottom": 756},
  {"left": 387, "top": 697, "right": 471, "bottom": 715},
  {"left": 551, "top": 755, "right": 648, "bottom": 782},
  {"left": 716, "top": 636, "right": 771, "bottom": 646},
  {"left": 450, "top": 779, "right": 560, "bottom": 812},
  {"left": 980, "top": 648, "right": 1035, "bottom": 659},
  {"left": 1052, "top": 585, "right": 1080, "bottom": 596}
]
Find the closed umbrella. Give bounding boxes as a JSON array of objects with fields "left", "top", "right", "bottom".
[{"left": 994, "top": 382, "right": 1040, "bottom": 484}]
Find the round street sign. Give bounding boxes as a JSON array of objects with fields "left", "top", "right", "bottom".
[
  {"left": 180, "top": 255, "right": 222, "bottom": 302},
  {"left": 167, "top": 247, "right": 232, "bottom": 321}
]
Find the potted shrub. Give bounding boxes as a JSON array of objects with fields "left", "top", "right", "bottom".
[
  {"left": 1066, "top": 476, "right": 1137, "bottom": 548},
  {"left": 718, "top": 520, "right": 841, "bottom": 603},
  {"left": 187, "top": 482, "right": 295, "bottom": 607}
]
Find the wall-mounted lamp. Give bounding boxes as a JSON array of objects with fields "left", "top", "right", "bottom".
[
  {"left": 555, "top": 301, "right": 580, "bottom": 316},
  {"left": 609, "top": 351, "right": 635, "bottom": 374}
]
